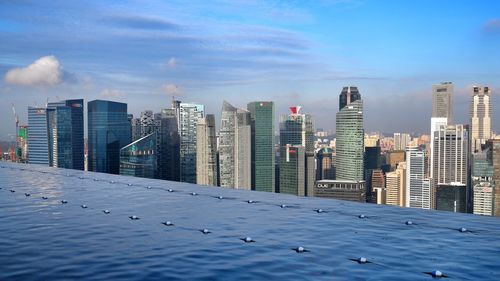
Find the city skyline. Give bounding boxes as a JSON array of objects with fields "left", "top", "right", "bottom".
[{"left": 1, "top": 0, "right": 500, "bottom": 140}]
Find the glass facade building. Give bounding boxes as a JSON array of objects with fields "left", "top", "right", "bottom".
[
  {"left": 88, "top": 100, "right": 131, "bottom": 174},
  {"left": 336, "top": 86, "right": 364, "bottom": 182},
  {"left": 47, "top": 99, "right": 84, "bottom": 170},
  {"left": 27, "top": 107, "right": 49, "bottom": 165},
  {"left": 247, "top": 101, "right": 275, "bottom": 192},
  {"left": 120, "top": 133, "right": 157, "bottom": 179},
  {"left": 155, "top": 109, "right": 180, "bottom": 181}
]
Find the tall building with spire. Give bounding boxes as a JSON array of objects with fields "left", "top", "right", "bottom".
[
  {"left": 247, "top": 101, "right": 275, "bottom": 192},
  {"left": 279, "top": 106, "right": 314, "bottom": 196},
  {"left": 470, "top": 86, "right": 492, "bottom": 153},
  {"left": 219, "top": 101, "right": 251, "bottom": 189},
  {"left": 336, "top": 86, "right": 364, "bottom": 181}
]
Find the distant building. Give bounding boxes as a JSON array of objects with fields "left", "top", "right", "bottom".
[
  {"left": 120, "top": 133, "right": 156, "bottom": 179},
  {"left": 385, "top": 162, "right": 407, "bottom": 207},
  {"left": 470, "top": 86, "right": 492, "bottom": 152},
  {"left": 316, "top": 147, "right": 335, "bottom": 180},
  {"left": 336, "top": 86, "right": 364, "bottom": 181},
  {"left": 489, "top": 139, "right": 500, "bottom": 216},
  {"left": 174, "top": 101, "right": 204, "bottom": 184},
  {"left": 248, "top": 101, "right": 275, "bottom": 192},
  {"left": 370, "top": 169, "right": 385, "bottom": 204},
  {"left": 472, "top": 146, "right": 494, "bottom": 216},
  {"left": 406, "top": 147, "right": 431, "bottom": 209},
  {"left": 393, "top": 133, "right": 411, "bottom": 150},
  {"left": 279, "top": 106, "right": 314, "bottom": 196},
  {"left": 386, "top": 150, "right": 405, "bottom": 170},
  {"left": 432, "top": 82, "right": 453, "bottom": 123},
  {"left": 314, "top": 180, "right": 366, "bottom": 202},
  {"left": 435, "top": 183, "right": 467, "bottom": 213},
  {"left": 196, "top": 115, "right": 218, "bottom": 186},
  {"left": 140, "top": 110, "right": 155, "bottom": 137},
  {"left": 87, "top": 100, "right": 131, "bottom": 174},
  {"left": 219, "top": 101, "right": 251, "bottom": 189},
  {"left": 27, "top": 107, "right": 49, "bottom": 165},
  {"left": 47, "top": 99, "right": 84, "bottom": 170},
  {"left": 154, "top": 109, "right": 180, "bottom": 181},
  {"left": 432, "top": 124, "right": 469, "bottom": 209},
  {"left": 130, "top": 117, "right": 141, "bottom": 142}
]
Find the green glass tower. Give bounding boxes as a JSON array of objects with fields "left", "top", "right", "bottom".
[{"left": 247, "top": 101, "right": 275, "bottom": 192}]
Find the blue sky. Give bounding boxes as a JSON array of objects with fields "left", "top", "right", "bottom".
[{"left": 1, "top": 0, "right": 499, "bottom": 140}]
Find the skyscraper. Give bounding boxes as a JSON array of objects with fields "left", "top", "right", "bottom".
[
  {"left": 393, "top": 133, "right": 411, "bottom": 150},
  {"left": 336, "top": 86, "right": 364, "bottom": 181},
  {"left": 47, "top": 99, "right": 84, "bottom": 170},
  {"left": 87, "top": 100, "right": 131, "bottom": 174},
  {"left": 279, "top": 106, "right": 314, "bottom": 196},
  {"left": 219, "top": 101, "right": 251, "bottom": 189},
  {"left": 247, "top": 101, "right": 275, "bottom": 192},
  {"left": 406, "top": 146, "right": 431, "bottom": 209},
  {"left": 174, "top": 101, "right": 204, "bottom": 183},
  {"left": 472, "top": 145, "right": 494, "bottom": 216},
  {"left": 155, "top": 109, "right": 180, "bottom": 181},
  {"left": 140, "top": 110, "right": 155, "bottom": 137},
  {"left": 385, "top": 162, "right": 407, "bottom": 207},
  {"left": 470, "top": 86, "right": 492, "bottom": 153},
  {"left": 27, "top": 107, "right": 49, "bottom": 165},
  {"left": 489, "top": 139, "right": 500, "bottom": 216},
  {"left": 120, "top": 133, "right": 157, "bottom": 179},
  {"left": 196, "top": 114, "right": 218, "bottom": 186},
  {"left": 316, "top": 147, "right": 335, "bottom": 180},
  {"left": 432, "top": 124, "right": 469, "bottom": 210},
  {"left": 432, "top": 82, "right": 453, "bottom": 122}
]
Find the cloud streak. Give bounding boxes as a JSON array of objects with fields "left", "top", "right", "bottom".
[{"left": 4, "top": 56, "right": 63, "bottom": 87}]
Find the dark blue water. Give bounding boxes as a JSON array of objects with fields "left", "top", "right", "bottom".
[{"left": 1, "top": 163, "right": 499, "bottom": 280}]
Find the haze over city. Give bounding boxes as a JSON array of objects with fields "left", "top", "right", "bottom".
[{"left": 1, "top": 0, "right": 500, "bottom": 140}]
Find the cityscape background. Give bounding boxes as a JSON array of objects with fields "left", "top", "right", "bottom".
[{"left": 1, "top": 1, "right": 500, "bottom": 217}]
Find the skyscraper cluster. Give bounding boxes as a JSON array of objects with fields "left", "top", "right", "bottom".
[{"left": 14, "top": 82, "right": 498, "bottom": 216}]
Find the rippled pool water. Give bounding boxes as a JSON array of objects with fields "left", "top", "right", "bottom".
[{"left": 1, "top": 162, "right": 500, "bottom": 280}]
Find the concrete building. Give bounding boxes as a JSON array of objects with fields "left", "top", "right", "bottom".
[
  {"left": 371, "top": 169, "right": 385, "bottom": 204},
  {"left": 219, "top": 101, "right": 251, "bottom": 189},
  {"left": 407, "top": 147, "right": 431, "bottom": 209},
  {"left": 472, "top": 147, "right": 494, "bottom": 216},
  {"left": 336, "top": 86, "right": 364, "bottom": 181},
  {"left": 432, "top": 82, "right": 453, "bottom": 122},
  {"left": 470, "top": 86, "right": 492, "bottom": 153},
  {"left": 393, "top": 133, "right": 411, "bottom": 151},
  {"left": 385, "top": 162, "right": 407, "bottom": 207},
  {"left": 489, "top": 140, "right": 500, "bottom": 216},
  {"left": 316, "top": 147, "right": 335, "bottom": 180},
  {"left": 196, "top": 115, "right": 218, "bottom": 186},
  {"left": 386, "top": 150, "right": 405, "bottom": 170}
]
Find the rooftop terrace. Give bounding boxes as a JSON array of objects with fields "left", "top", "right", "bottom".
[{"left": 1, "top": 162, "right": 499, "bottom": 280}]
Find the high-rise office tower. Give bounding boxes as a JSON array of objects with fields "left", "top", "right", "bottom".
[
  {"left": 279, "top": 106, "right": 314, "bottom": 196},
  {"left": 364, "top": 145, "right": 381, "bottom": 199},
  {"left": 406, "top": 146, "right": 431, "bottom": 209},
  {"left": 336, "top": 86, "right": 364, "bottom": 181},
  {"left": 393, "top": 133, "right": 411, "bottom": 151},
  {"left": 429, "top": 117, "right": 448, "bottom": 179},
  {"left": 385, "top": 162, "right": 407, "bottom": 207},
  {"left": 432, "top": 124, "right": 469, "bottom": 210},
  {"left": 174, "top": 101, "right": 204, "bottom": 183},
  {"left": 196, "top": 114, "right": 218, "bottom": 186},
  {"left": 140, "top": 110, "right": 155, "bottom": 137},
  {"left": 219, "top": 101, "right": 251, "bottom": 189},
  {"left": 119, "top": 133, "right": 157, "bottom": 179},
  {"left": 27, "top": 107, "right": 49, "bottom": 165},
  {"left": 87, "top": 100, "right": 131, "bottom": 174},
  {"left": 489, "top": 139, "right": 500, "bottom": 216},
  {"left": 247, "top": 101, "right": 275, "bottom": 192},
  {"left": 472, "top": 145, "right": 494, "bottom": 216},
  {"left": 155, "top": 109, "right": 180, "bottom": 181},
  {"left": 470, "top": 86, "right": 492, "bottom": 153},
  {"left": 46, "top": 99, "right": 84, "bottom": 170},
  {"left": 432, "top": 82, "right": 453, "bottom": 122},
  {"left": 316, "top": 147, "right": 335, "bottom": 180},
  {"left": 130, "top": 117, "right": 141, "bottom": 142}
]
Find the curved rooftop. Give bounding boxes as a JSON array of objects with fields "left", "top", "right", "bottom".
[{"left": 1, "top": 162, "right": 499, "bottom": 280}]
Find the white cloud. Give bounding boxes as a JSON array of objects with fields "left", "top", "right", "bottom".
[
  {"left": 4, "top": 56, "right": 63, "bottom": 87},
  {"left": 167, "top": 57, "right": 177, "bottom": 67},
  {"left": 100, "top": 88, "right": 126, "bottom": 98},
  {"left": 161, "top": 83, "right": 183, "bottom": 96}
]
